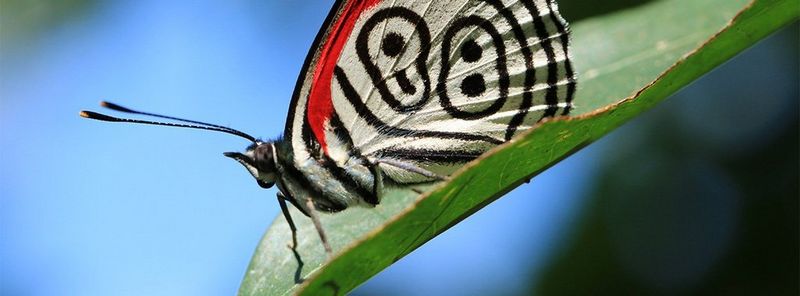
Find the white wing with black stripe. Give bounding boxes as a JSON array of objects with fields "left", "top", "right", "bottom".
[{"left": 328, "top": 0, "right": 575, "bottom": 182}]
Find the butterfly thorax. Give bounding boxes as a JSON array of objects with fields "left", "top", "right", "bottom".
[{"left": 250, "top": 138, "right": 379, "bottom": 215}]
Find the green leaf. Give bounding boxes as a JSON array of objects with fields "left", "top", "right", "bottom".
[{"left": 239, "top": 0, "right": 798, "bottom": 295}]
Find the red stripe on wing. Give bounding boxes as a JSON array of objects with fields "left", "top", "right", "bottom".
[{"left": 307, "top": 0, "right": 381, "bottom": 154}]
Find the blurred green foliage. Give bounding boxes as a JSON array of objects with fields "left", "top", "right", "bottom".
[{"left": 534, "top": 24, "right": 798, "bottom": 295}]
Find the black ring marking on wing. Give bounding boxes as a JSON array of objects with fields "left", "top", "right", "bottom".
[
  {"left": 334, "top": 65, "right": 503, "bottom": 145},
  {"left": 356, "top": 7, "right": 431, "bottom": 113},
  {"left": 438, "top": 15, "right": 509, "bottom": 120}
]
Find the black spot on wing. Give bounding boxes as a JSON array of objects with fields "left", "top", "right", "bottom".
[
  {"left": 381, "top": 32, "right": 404, "bottom": 57},
  {"left": 461, "top": 73, "right": 486, "bottom": 97},
  {"left": 460, "top": 39, "right": 482, "bottom": 62}
]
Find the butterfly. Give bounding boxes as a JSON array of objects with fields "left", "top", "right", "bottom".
[{"left": 80, "top": 0, "right": 575, "bottom": 254}]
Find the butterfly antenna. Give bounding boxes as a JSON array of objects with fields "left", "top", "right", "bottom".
[
  {"left": 100, "top": 101, "right": 238, "bottom": 132},
  {"left": 79, "top": 110, "right": 258, "bottom": 143}
]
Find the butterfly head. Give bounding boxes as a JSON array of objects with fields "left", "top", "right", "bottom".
[{"left": 224, "top": 141, "right": 278, "bottom": 189}]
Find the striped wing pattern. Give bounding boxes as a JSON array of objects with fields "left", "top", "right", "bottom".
[{"left": 286, "top": 0, "right": 574, "bottom": 190}]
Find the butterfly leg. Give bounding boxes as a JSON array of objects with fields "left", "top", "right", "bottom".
[
  {"left": 374, "top": 158, "right": 450, "bottom": 181},
  {"left": 277, "top": 193, "right": 299, "bottom": 249},
  {"left": 304, "top": 198, "right": 333, "bottom": 255}
]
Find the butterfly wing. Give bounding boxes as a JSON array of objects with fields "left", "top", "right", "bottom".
[{"left": 286, "top": 0, "right": 575, "bottom": 183}]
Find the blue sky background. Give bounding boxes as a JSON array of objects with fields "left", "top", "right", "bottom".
[{"left": 1, "top": 1, "right": 796, "bottom": 295}]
